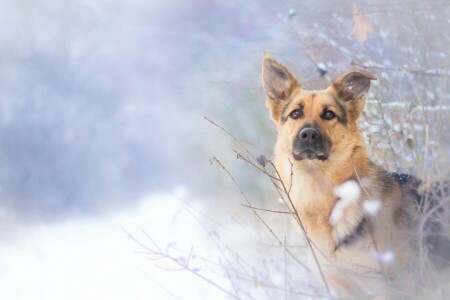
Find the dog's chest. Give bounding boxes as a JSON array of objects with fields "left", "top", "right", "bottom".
[{"left": 277, "top": 159, "right": 336, "bottom": 244}]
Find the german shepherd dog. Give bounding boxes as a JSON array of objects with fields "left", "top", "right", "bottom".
[{"left": 261, "top": 57, "right": 449, "bottom": 298}]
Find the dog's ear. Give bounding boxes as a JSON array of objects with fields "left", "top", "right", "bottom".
[
  {"left": 262, "top": 57, "right": 300, "bottom": 101},
  {"left": 331, "top": 71, "right": 376, "bottom": 120},
  {"left": 262, "top": 58, "right": 300, "bottom": 122},
  {"left": 333, "top": 71, "right": 376, "bottom": 102}
]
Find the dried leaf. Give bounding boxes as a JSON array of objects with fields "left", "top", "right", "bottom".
[
  {"left": 253, "top": 276, "right": 260, "bottom": 288},
  {"left": 257, "top": 155, "right": 268, "bottom": 167},
  {"left": 406, "top": 134, "right": 415, "bottom": 148},
  {"left": 351, "top": 4, "right": 373, "bottom": 44}
]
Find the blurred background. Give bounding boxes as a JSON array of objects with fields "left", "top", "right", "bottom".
[{"left": 0, "top": 0, "right": 448, "bottom": 299}]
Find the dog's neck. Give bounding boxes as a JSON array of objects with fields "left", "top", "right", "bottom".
[{"left": 274, "top": 138, "right": 371, "bottom": 246}]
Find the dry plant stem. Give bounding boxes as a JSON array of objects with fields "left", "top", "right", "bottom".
[
  {"left": 204, "top": 117, "right": 306, "bottom": 265},
  {"left": 123, "top": 229, "right": 240, "bottom": 300},
  {"left": 161, "top": 190, "right": 244, "bottom": 278},
  {"left": 234, "top": 149, "right": 337, "bottom": 282},
  {"left": 204, "top": 116, "right": 256, "bottom": 163},
  {"left": 159, "top": 243, "right": 270, "bottom": 290},
  {"left": 160, "top": 184, "right": 291, "bottom": 297},
  {"left": 230, "top": 275, "right": 330, "bottom": 298},
  {"left": 374, "top": 97, "right": 399, "bottom": 170},
  {"left": 222, "top": 258, "right": 241, "bottom": 298},
  {"left": 351, "top": 61, "right": 449, "bottom": 77},
  {"left": 240, "top": 203, "right": 293, "bottom": 214},
  {"left": 417, "top": 197, "right": 450, "bottom": 269},
  {"left": 157, "top": 184, "right": 227, "bottom": 229},
  {"left": 137, "top": 231, "right": 239, "bottom": 290},
  {"left": 418, "top": 125, "right": 430, "bottom": 272},
  {"left": 287, "top": 158, "right": 294, "bottom": 195},
  {"left": 160, "top": 183, "right": 263, "bottom": 285},
  {"left": 235, "top": 146, "right": 356, "bottom": 296},
  {"left": 210, "top": 157, "right": 310, "bottom": 271},
  {"left": 233, "top": 150, "right": 281, "bottom": 182},
  {"left": 283, "top": 236, "right": 288, "bottom": 300},
  {"left": 205, "top": 116, "right": 330, "bottom": 294},
  {"left": 267, "top": 160, "right": 332, "bottom": 295},
  {"left": 353, "top": 166, "right": 388, "bottom": 280}
]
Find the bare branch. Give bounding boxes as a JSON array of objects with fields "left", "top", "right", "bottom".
[
  {"left": 240, "top": 203, "right": 294, "bottom": 214},
  {"left": 351, "top": 61, "right": 450, "bottom": 77},
  {"left": 210, "top": 156, "right": 310, "bottom": 271},
  {"left": 125, "top": 230, "right": 240, "bottom": 299}
]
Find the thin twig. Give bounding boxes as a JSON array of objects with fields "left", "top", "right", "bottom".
[
  {"left": 204, "top": 116, "right": 257, "bottom": 163},
  {"left": 267, "top": 160, "right": 332, "bottom": 295},
  {"left": 287, "top": 158, "right": 294, "bottom": 195},
  {"left": 205, "top": 116, "right": 329, "bottom": 294},
  {"left": 352, "top": 166, "right": 389, "bottom": 280},
  {"left": 351, "top": 61, "right": 450, "bottom": 77},
  {"left": 125, "top": 230, "right": 240, "bottom": 299},
  {"left": 240, "top": 203, "right": 294, "bottom": 214},
  {"left": 210, "top": 157, "right": 310, "bottom": 270}
]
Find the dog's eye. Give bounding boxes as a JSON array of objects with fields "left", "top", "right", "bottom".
[
  {"left": 322, "top": 110, "right": 336, "bottom": 121},
  {"left": 289, "top": 109, "right": 303, "bottom": 120}
]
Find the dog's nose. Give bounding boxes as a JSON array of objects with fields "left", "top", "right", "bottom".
[{"left": 299, "top": 127, "right": 320, "bottom": 142}]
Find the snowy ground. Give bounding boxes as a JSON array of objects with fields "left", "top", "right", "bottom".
[
  {"left": 0, "top": 187, "right": 320, "bottom": 299},
  {"left": 0, "top": 188, "right": 232, "bottom": 300}
]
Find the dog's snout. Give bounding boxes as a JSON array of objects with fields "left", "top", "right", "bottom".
[
  {"left": 299, "top": 127, "right": 320, "bottom": 142},
  {"left": 293, "top": 125, "right": 330, "bottom": 161}
]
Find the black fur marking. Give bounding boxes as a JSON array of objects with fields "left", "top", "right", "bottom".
[
  {"left": 390, "top": 172, "right": 423, "bottom": 211},
  {"left": 335, "top": 217, "right": 367, "bottom": 250},
  {"left": 332, "top": 96, "right": 348, "bottom": 125},
  {"left": 391, "top": 172, "right": 416, "bottom": 185}
]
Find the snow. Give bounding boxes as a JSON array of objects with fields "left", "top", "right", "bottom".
[
  {"left": 317, "top": 62, "right": 326, "bottom": 70},
  {"left": 288, "top": 8, "right": 297, "bottom": 20},
  {"left": 372, "top": 250, "right": 395, "bottom": 264},
  {"left": 329, "top": 181, "right": 361, "bottom": 224},
  {"left": 362, "top": 199, "right": 382, "bottom": 215},
  {"left": 0, "top": 189, "right": 318, "bottom": 300},
  {"left": 0, "top": 191, "right": 228, "bottom": 300}
]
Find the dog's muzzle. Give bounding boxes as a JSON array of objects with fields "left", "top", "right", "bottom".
[{"left": 292, "top": 126, "right": 330, "bottom": 161}]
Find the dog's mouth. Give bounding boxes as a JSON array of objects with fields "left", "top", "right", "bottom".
[{"left": 292, "top": 148, "right": 328, "bottom": 161}]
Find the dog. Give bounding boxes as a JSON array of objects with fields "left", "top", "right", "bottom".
[{"left": 261, "top": 57, "right": 449, "bottom": 298}]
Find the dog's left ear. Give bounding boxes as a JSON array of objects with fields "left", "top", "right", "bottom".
[
  {"left": 262, "top": 58, "right": 300, "bottom": 123},
  {"left": 262, "top": 57, "right": 300, "bottom": 101},
  {"left": 331, "top": 71, "right": 376, "bottom": 120}
]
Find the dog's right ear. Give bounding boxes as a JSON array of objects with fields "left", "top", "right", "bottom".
[{"left": 262, "top": 58, "right": 300, "bottom": 122}]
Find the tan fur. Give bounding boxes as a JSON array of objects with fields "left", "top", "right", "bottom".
[{"left": 262, "top": 57, "right": 417, "bottom": 298}]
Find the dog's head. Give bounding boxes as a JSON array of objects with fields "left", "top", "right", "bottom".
[{"left": 262, "top": 57, "right": 376, "bottom": 162}]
